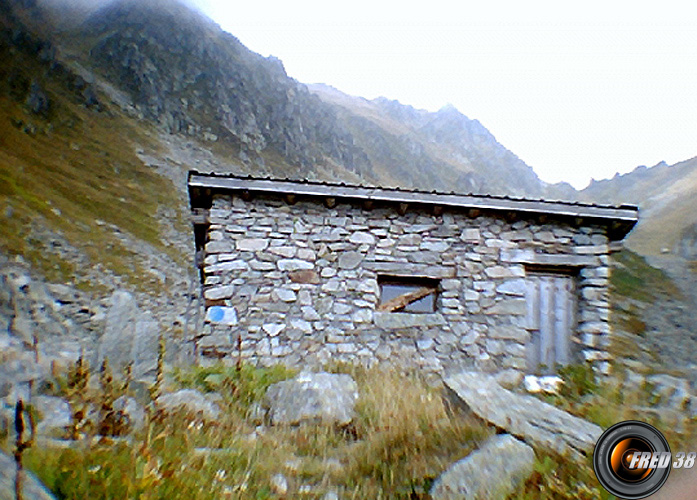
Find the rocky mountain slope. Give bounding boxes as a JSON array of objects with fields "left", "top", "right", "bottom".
[
  {"left": 307, "top": 84, "right": 571, "bottom": 197},
  {"left": 20, "top": 0, "right": 565, "bottom": 196}
]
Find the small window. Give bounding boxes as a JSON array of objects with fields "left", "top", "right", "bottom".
[{"left": 377, "top": 276, "right": 439, "bottom": 313}]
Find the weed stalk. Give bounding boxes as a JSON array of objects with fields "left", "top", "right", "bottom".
[{"left": 13, "top": 399, "right": 35, "bottom": 500}]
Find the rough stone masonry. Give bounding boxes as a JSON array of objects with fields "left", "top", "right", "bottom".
[{"left": 188, "top": 173, "right": 637, "bottom": 378}]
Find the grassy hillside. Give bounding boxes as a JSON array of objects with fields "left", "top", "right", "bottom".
[{"left": 0, "top": 17, "right": 188, "bottom": 291}]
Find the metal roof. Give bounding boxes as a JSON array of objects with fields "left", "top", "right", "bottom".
[{"left": 188, "top": 171, "right": 638, "bottom": 236}]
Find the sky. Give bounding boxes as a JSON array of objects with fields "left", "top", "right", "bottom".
[{"left": 189, "top": 1, "right": 697, "bottom": 189}]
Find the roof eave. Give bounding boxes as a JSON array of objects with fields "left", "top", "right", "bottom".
[{"left": 188, "top": 172, "right": 639, "bottom": 238}]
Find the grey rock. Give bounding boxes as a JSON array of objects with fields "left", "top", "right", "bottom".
[
  {"left": 277, "top": 259, "right": 314, "bottom": 271},
  {"left": 263, "top": 323, "right": 285, "bottom": 337},
  {"left": 349, "top": 232, "right": 376, "bottom": 245},
  {"left": 25, "top": 80, "right": 50, "bottom": 116},
  {"left": 301, "top": 306, "right": 321, "bottom": 321},
  {"left": 98, "top": 290, "right": 138, "bottom": 374},
  {"left": 157, "top": 389, "right": 220, "bottom": 421},
  {"left": 270, "top": 473, "right": 288, "bottom": 496},
  {"left": 273, "top": 288, "right": 297, "bottom": 302},
  {"left": 374, "top": 312, "right": 446, "bottom": 329},
  {"left": 488, "top": 325, "right": 529, "bottom": 343},
  {"left": 430, "top": 434, "right": 534, "bottom": 500},
  {"left": 444, "top": 372, "right": 602, "bottom": 459},
  {"left": 205, "top": 241, "right": 234, "bottom": 254},
  {"left": 132, "top": 311, "right": 159, "bottom": 381},
  {"left": 0, "top": 450, "right": 56, "bottom": 500},
  {"left": 495, "top": 369, "right": 525, "bottom": 389},
  {"left": 0, "top": 357, "right": 43, "bottom": 387},
  {"left": 247, "top": 402, "right": 266, "bottom": 425},
  {"left": 421, "top": 240, "right": 450, "bottom": 252},
  {"left": 322, "top": 489, "right": 340, "bottom": 500},
  {"left": 338, "top": 251, "right": 363, "bottom": 270},
  {"left": 33, "top": 396, "right": 71, "bottom": 437},
  {"left": 236, "top": 238, "right": 269, "bottom": 251},
  {"left": 290, "top": 319, "right": 312, "bottom": 333},
  {"left": 297, "top": 248, "right": 316, "bottom": 261},
  {"left": 646, "top": 374, "right": 693, "bottom": 410},
  {"left": 461, "top": 228, "right": 480, "bottom": 241},
  {"left": 9, "top": 311, "right": 34, "bottom": 343},
  {"left": 268, "top": 246, "right": 296, "bottom": 258},
  {"left": 264, "top": 372, "right": 358, "bottom": 425},
  {"left": 484, "top": 266, "right": 515, "bottom": 279},
  {"left": 203, "top": 285, "right": 234, "bottom": 300},
  {"left": 351, "top": 309, "right": 373, "bottom": 323},
  {"left": 416, "top": 338, "right": 434, "bottom": 351},
  {"left": 206, "top": 260, "right": 250, "bottom": 273},
  {"left": 495, "top": 279, "right": 527, "bottom": 296}
]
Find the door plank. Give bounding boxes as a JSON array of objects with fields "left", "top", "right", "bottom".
[
  {"left": 526, "top": 277, "right": 541, "bottom": 371},
  {"left": 539, "top": 277, "right": 555, "bottom": 373},
  {"left": 553, "top": 277, "right": 570, "bottom": 366}
]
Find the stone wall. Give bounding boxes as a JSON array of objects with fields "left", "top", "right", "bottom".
[{"left": 198, "top": 193, "right": 612, "bottom": 376}]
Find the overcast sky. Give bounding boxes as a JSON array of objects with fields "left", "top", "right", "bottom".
[{"left": 191, "top": 0, "right": 697, "bottom": 189}]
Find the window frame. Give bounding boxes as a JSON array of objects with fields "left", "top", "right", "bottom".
[{"left": 377, "top": 275, "right": 440, "bottom": 313}]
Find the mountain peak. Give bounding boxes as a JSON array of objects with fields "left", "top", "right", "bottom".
[{"left": 437, "top": 102, "right": 460, "bottom": 114}]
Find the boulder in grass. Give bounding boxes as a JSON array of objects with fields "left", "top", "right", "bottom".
[
  {"left": 263, "top": 372, "right": 358, "bottom": 426},
  {"left": 430, "top": 434, "right": 535, "bottom": 500},
  {"left": 156, "top": 389, "right": 220, "bottom": 421}
]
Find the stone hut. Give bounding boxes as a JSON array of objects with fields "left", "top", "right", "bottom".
[{"left": 187, "top": 172, "right": 638, "bottom": 376}]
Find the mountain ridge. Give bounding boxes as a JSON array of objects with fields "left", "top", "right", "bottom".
[{"left": 2, "top": 0, "right": 696, "bottom": 275}]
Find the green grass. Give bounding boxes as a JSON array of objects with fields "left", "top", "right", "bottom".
[{"left": 14, "top": 363, "right": 493, "bottom": 499}]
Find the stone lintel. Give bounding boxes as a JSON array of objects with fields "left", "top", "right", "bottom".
[
  {"left": 364, "top": 262, "right": 456, "bottom": 279},
  {"left": 500, "top": 249, "right": 599, "bottom": 268}
]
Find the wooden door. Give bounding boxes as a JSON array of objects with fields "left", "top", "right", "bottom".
[{"left": 526, "top": 273, "right": 576, "bottom": 373}]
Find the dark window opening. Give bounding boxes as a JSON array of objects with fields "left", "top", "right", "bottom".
[{"left": 378, "top": 276, "right": 439, "bottom": 313}]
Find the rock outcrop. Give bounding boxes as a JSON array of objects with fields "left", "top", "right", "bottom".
[
  {"left": 80, "top": 0, "right": 372, "bottom": 177},
  {"left": 444, "top": 371, "right": 602, "bottom": 459},
  {"left": 156, "top": 389, "right": 220, "bottom": 421}
]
